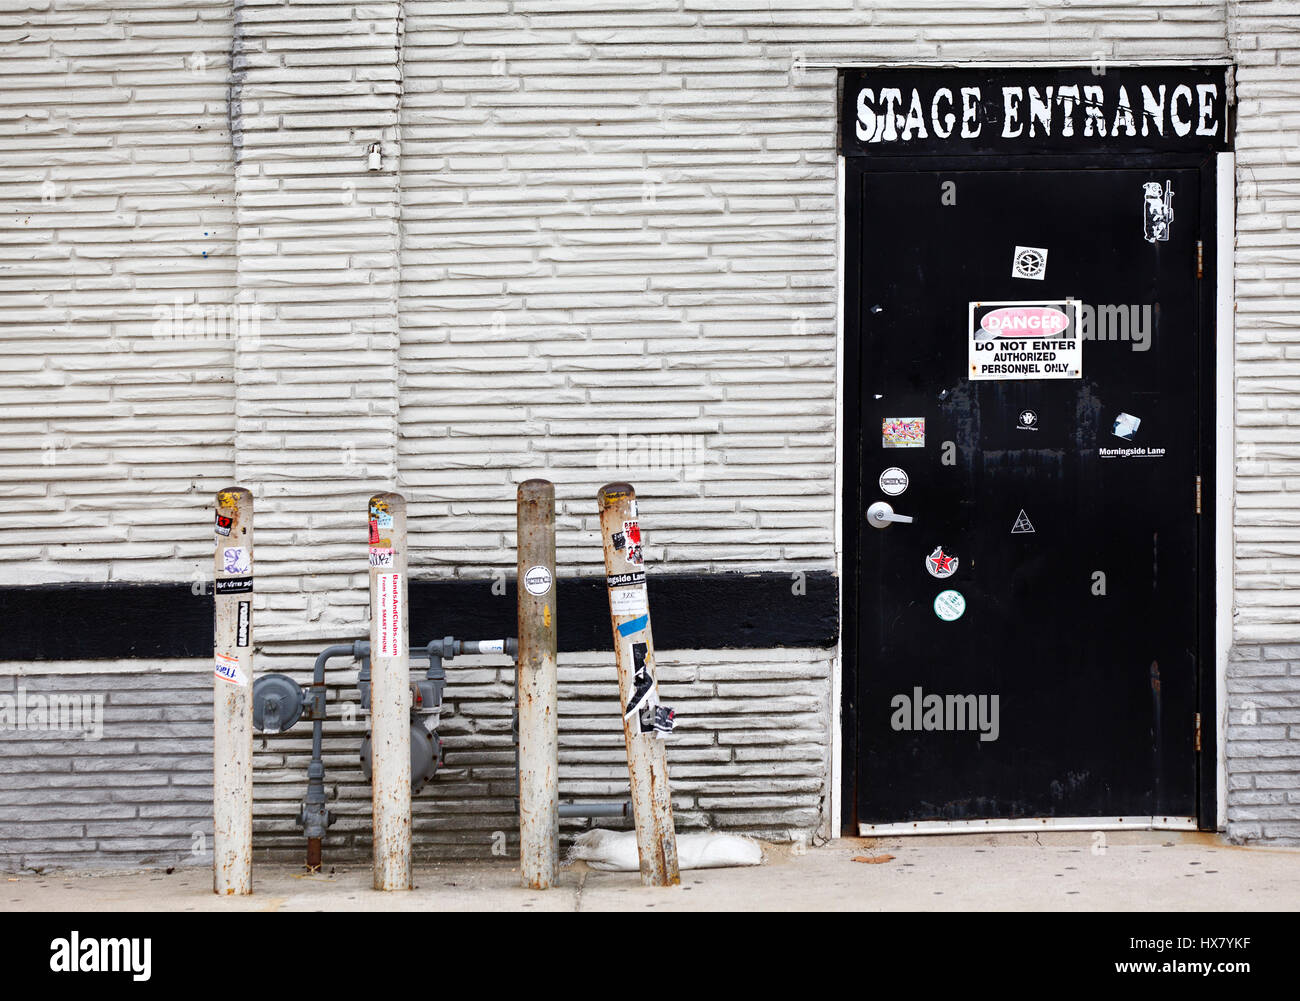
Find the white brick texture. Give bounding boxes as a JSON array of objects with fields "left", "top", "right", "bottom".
[
  {"left": 1225, "top": 0, "right": 1300, "bottom": 845},
  {"left": 0, "top": 0, "right": 237, "bottom": 585},
  {"left": 3, "top": 0, "right": 1300, "bottom": 859}
]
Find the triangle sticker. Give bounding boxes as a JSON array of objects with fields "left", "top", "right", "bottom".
[{"left": 1011, "top": 509, "right": 1035, "bottom": 534}]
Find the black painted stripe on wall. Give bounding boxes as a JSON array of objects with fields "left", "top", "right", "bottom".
[{"left": 0, "top": 572, "right": 839, "bottom": 661}]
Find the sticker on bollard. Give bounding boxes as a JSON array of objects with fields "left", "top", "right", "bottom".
[
  {"left": 523, "top": 564, "right": 552, "bottom": 596},
  {"left": 597, "top": 481, "right": 680, "bottom": 887}
]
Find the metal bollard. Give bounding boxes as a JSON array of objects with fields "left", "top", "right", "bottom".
[
  {"left": 596, "top": 482, "right": 680, "bottom": 887},
  {"left": 368, "top": 492, "right": 412, "bottom": 891},
  {"left": 213, "top": 487, "right": 254, "bottom": 895},
  {"left": 516, "top": 479, "right": 559, "bottom": 889}
]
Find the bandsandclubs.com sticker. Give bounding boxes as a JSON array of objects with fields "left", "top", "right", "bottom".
[{"left": 376, "top": 572, "right": 402, "bottom": 657}]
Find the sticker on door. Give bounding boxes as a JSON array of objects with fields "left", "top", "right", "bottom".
[
  {"left": 933, "top": 590, "right": 966, "bottom": 622},
  {"left": 969, "top": 301, "right": 1082, "bottom": 381},
  {"left": 883, "top": 418, "right": 925, "bottom": 447},
  {"left": 1011, "top": 246, "right": 1047, "bottom": 280},
  {"left": 1112, "top": 412, "right": 1141, "bottom": 440},
  {"left": 1142, "top": 181, "right": 1174, "bottom": 243},
  {"left": 926, "top": 546, "right": 958, "bottom": 579},
  {"left": 879, "top": 467, "right": 909, "bottom": 495}
]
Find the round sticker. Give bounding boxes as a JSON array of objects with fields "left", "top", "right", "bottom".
[
  {"left": 925, "top": 546, "right": 958, "bottom": 579},
  {"left": 934, "top": 589, "right": 966, "bottom": 622},
  {"left": 523, "top": 565, "right": 553, "bottom": 596},
  {"left": 879, "top": 467, "right": 909, "bottom": 496}
]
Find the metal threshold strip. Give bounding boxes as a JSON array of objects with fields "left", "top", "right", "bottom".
[{"left": 860, "top": 816, "right": 1198, "bottom": 836}]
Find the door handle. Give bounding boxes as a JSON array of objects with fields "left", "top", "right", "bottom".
[{"left": 866, "top": 501, "right": 914, "bottom": 529}]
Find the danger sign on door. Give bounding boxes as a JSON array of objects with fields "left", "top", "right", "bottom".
[{"left": 968, "top": 300, "right": 1082, "bottom": 380}]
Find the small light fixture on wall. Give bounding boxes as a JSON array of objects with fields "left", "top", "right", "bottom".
[{"left": 367, "top": 143, "right": 382, "bottom": 171}]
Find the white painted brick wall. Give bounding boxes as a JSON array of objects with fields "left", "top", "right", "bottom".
[
  {"left": 230, "top": 0, "right": 405, "bottom": 645},
  {"left": 395, "top": 1, "right": 1233, "bottom": 576},
  {"left": 1225, "top": 0, "right": 1300, "bottom": 845},
  {"left": 5, "top": 0, "right": 1300, "bottom": 858},
  {"left": 1229, "top": 0, "right": 1300, "bottom": 642},
  {"left": 0, "top": 0, "right": 237, "bottom": 585}
]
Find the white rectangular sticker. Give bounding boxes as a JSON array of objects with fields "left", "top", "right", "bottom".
[
  {"left": 214, "top": 651, "right": 247, "bottom": 686},
  {"left": 969, "top": 300, "right": 1081, "bottom": 381},
  {"left": 1011, "top": 246, "right": 1047, "bottom": 280},
  {"left": 221, "top": 546, "right": 251, "bottom": 575},
  {"left": 377, "top": 572, "right": 402, "bottom": 657},
  {"left": 609, "top": 587, "right": 648, "bottom": 616}
]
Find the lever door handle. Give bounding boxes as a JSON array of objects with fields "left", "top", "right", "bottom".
[{"left": 866, "top": 501, "right": 914, "bottom": 529}]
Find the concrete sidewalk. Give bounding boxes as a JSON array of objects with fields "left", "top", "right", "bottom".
[{"left": 4, "top": 833, "right": 1297, "bottom": 912}]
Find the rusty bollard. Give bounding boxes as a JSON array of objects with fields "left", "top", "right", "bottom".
[
  {"left": 597, "top": 483, "right": 680, "bottom": 887},
  {"left": 213, "top": 487, "right": 254, "bottom": 895},
  {"left": 517, "top": 479, "right": 559, "bottom": 888}
]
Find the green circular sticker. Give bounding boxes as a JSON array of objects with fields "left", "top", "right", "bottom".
[{"left": 934, "top": 589, "right": 966, "bottom": 622}]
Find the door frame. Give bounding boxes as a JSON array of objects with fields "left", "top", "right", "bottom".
[{"left": 834, "top": 147, "right": 1232, "bottom": 835}]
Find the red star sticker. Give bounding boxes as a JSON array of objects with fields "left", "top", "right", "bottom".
[{"left": 929, "top": 548, "right": 955, "bottom": 574}]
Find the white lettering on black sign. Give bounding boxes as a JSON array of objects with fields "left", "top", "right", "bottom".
[{"left": 842, "top": 68, "right": 1230, "bottom": 155}]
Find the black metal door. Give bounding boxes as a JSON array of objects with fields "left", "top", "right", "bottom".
[{"left": 850, "top": 163, "right": 1208, "bottom": 826}]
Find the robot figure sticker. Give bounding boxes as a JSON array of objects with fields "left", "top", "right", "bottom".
[{"left": 1143, "top": 180, "right": 1174, "bottom": 243}]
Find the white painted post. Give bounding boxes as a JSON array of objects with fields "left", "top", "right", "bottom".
[
  {"left": 213, "top": 487, "right": 254, "bottom": 895},
  {"left": 369, "top": 492, "right": 411, "bottom": 891},
  {"left": 517, "top": 479, "right": 559, "bottom": 889},
  {"left": 597, "top": 482, "right": 680, "bottom": 887}
]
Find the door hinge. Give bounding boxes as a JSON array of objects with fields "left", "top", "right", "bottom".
[
  {"left": 1196, "top": 240, "right": 1203, "bottom": 280},
  {"left": 1195, "top": 474, "right": 1202, "bottom": 515},
  {"left": 1194, "top": 712, "right": 1202, "bottom": 753}
]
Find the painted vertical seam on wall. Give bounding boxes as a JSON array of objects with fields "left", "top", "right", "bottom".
[
  {"left": 226, "top": 0, "right": 246, "bottom": 165},
  {"left": 391, "top": 0, "right": 408, "bottom": 491}
]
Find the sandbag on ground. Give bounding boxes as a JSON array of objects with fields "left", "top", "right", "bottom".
[{"left": 568, "top": 829, "right": 763, "bottom": 871}]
